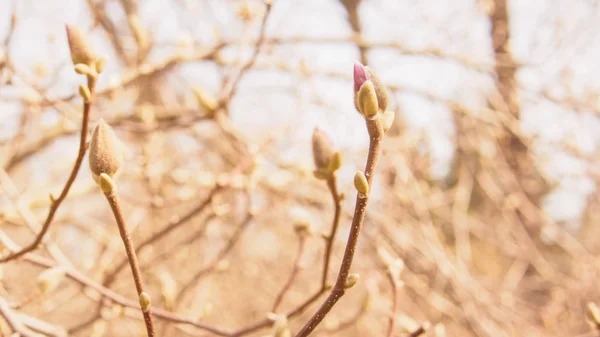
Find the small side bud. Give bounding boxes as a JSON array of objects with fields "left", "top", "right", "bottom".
[
  {"left": 312, "top": 128, "right": 335, "bottom": 171},
  {"left": 74, "top": 63, "right": 93, "bottom": 75},
  {"left": 78, "top": 84, "right": 92, "bottom": 102},
  {"left": 37, "top": 267, "right": 66, "bottom": 294},
  {"left": 89, "top": 119, "right": 123, "bottom": 181},
  {"left": 353, "top": 171, "right": 369, "bottom": 195},
  {"left": 66, "top": 24, "right": 96, "bottom": 66},
  {"left": 357, "top": 81, "right": 379, "bottom": 117},
  {"left": 99, "top": 173, "right": 116, "bottom": 193},
  {"left": 94, "top": 57, "right": 106, "bottom": 74},
  {"left": 344, "top": 273, "right": 360, "bottom": 289},
  {"left": 139, "top": 292, "right": 151, "bottom": 312},
  {"left": 328, "top": 151, "right": 343, "bottom": 172},
  {"left": 380, "top": 109, "right": 395, "bottom": 133}
]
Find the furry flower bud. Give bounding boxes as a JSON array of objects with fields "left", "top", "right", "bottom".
[
  {"left": 89, "top": 120, "right": 123, "bottom": 182},
  {"left": 66, "top": 24, "right": 96, "bottom": 66},
  {"left": 312, "top": 128, "right": 335, "bottom": 171}
]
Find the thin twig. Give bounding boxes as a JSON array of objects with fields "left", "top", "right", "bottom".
[
  {"left": 103, "top": 188, "right": 156, "bottom": 337},
  {"left": 321, "top": 175, "right": 343, "bottom": 289},
  {"left": 386, "top": 270, "right": 402, "bottom": 337},
  {"left": 272, "top": 234, "right": 307, "bottom": 312},
  {"left": 0, "top": 295, "right": 42, "bottom": 337},
  {"left": 0, "top": 75, "right": 96, "bottom": 263},
  {"left": 294, "top": 117, "right": 384, "bottom": 337}
]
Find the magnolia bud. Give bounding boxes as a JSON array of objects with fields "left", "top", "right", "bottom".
[
  {"left": 354, "top": 171, "right": 369, "bottom": 195},
  {"left": 66, "top": 24, "right": 96, "bottom": 66},
  {"left": 344, "top": 273, "right": 359, "bottom": 289},
  {"left": 139, "top": 292, "right": 151, "bottom": 312},
  {"left": 312, "top": 128, "right": 334, "bottom": 171},
  {"left": 369, "top": 70, "right": 389, "bottom": 111},
  {"left": 353, "top": 62, "right": 371, "bottom": 94},
  {"left": 380, "top": 109, "right": 395, "bottom": 133},
  {"left": 357, "top": 81, "right": 379, "bottom": 117},
  {"left": 89, "top": 120, "right": 123, "bottom": 182}
]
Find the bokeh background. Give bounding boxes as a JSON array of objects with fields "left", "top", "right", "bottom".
[{"left": 1, "top": 0, "right": 600, "bottom": 336}]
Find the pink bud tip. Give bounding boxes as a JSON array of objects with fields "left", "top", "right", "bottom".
[{"left": 353, "top": 62, "right": 370, "bottom": 93}]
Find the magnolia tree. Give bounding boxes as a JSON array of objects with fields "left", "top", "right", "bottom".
[{"left": 1, "top": 1, "right": 600, "bottom": 337}]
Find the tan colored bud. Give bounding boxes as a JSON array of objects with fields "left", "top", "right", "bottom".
[
  {"left": 89, "top": 120, "right": 123, "bottom": 181},
  {"left": 357, "top": 81, "right": 379, "bottom": 117},
  {"left": 312, "top": 128, "right": 334, "bottom": 171},
  {"left": 139, "top": 292, "right": 151, "bottom": 312},
  {"left": 37, "top": 267, "right": 66, "bottom": 294},
  {"left": 344, "top": 273, "right": 359, "bottom": 289},
  {"left": 380, "top": 109, "right": 395, "bottom": 133},
  {"left": 66, "top": 24, "right": 96, "bottom": 66},
  {"left": 368, "top": 70, "right": 389, "bottom": 111},
  {"left": 328, "top": 151, "right": 343, "bottom": 172},
  {"left": 353, "top": 171, "right": 369, "bottom": 195}
]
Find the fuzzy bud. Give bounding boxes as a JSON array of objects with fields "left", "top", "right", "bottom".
[
  {"left": 312, "top": 128, "right": 335, "bottom": 171},
  {"left": 139, "top": 292, "right": 151, "bottom": 312},
  {"left": 37, "top": 267, "right": 66, "bottom": 294},
  {"left": 369, "top": 71, "right": 389, "bottom": 111},
  {"left": 89, "top": 120, "right": 123, "bottom": 182},
  {"left": 354, "top": 171, "right": 369, "bottom": 195},
  {"left": 380, "top": 109, "right": 395, "bottom": 133},
  {"left": 344, "top": 273, "right": 360, "bottom": 289},
  {"left": 357, "top": 81, "right": 379, "bottom": 117},
  {"left": 66, "top": 24, "right": 96, "bottom": 66}
]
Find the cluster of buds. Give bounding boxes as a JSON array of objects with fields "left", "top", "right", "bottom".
[
  {"left": 66, "top": 24, "right": 105, "bottom": 75},
  {"left": 311, "top": 128, "right": 343, "bottom": 180},
  {"left": 353, "top": 62, "right": 394, "bottom": 132},
  {"left": 89, "top": 120, "right": 123, "bottom": 192},
  {"left": 66, "top": 24, "right": 105, "bottom": 102}
]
